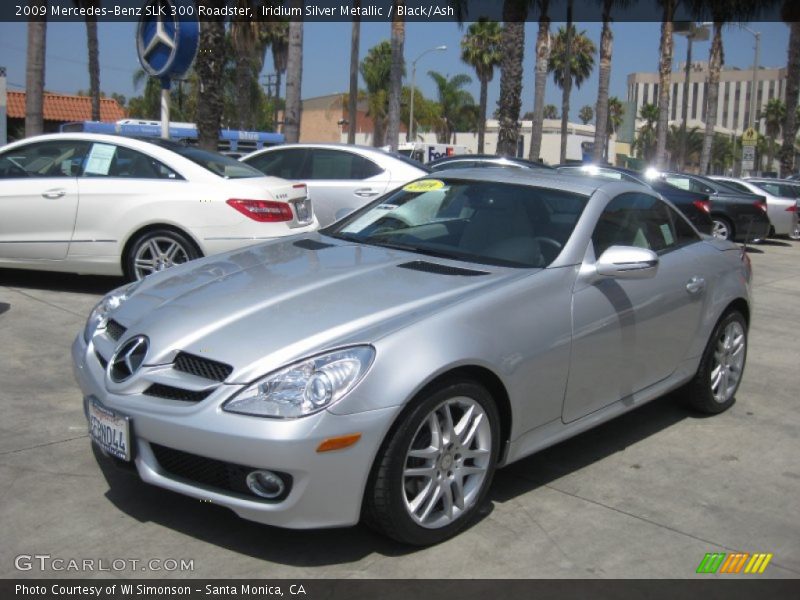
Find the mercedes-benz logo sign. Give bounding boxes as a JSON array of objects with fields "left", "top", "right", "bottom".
[{"left": 109, "top": 336, "right": 149, "bottom": 383}]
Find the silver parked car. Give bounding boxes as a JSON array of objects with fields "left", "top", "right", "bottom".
[
  {"left": 709, "top": 176, "right": 799, "bottom": 238},
  {"left": 73, "top": 170, "right": 751, "bottom": 545},
  {"left": 240, "top": 143, "right": 427, "bottom": 227}
]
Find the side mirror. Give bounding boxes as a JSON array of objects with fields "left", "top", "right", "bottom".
[{"left": 595, "top": 246, "right": 659, "bottom": 279}]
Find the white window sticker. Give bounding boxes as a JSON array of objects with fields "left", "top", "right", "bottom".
[
  {"left": 660, "top": 223, "right": 675, "bottom": 246},
  {"left": 84, "top": 143, "right": 117, "bottom": 175}
]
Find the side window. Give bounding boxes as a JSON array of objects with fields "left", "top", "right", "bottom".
[
  {"left": 244, "top": 148, "right": 307, "bottom": 179},
  {"left": 0, "top": 140, "right": 90, "bottom": 179},
  {"left": 665, "top": 175, "right": 691, "bottom": 190},
  {"left": 592, "top": 193, "right": 697, "bottom": 257},
  {"left": 303, "top": 149, "right": 383, "bottom": 180},
  {"left": 81, "top": 144, "right": 180, "bottom": 179}
]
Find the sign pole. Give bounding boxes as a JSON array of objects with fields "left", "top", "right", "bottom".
[{"left": 160, "top": 78, "right": 171, "bottom": 140}]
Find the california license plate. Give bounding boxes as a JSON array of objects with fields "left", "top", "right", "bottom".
[{"left": 88, "top": 399, "right": 131, "bottom": 462}]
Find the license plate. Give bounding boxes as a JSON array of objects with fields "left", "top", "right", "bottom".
[
  {"left": 88, "top": 399, "right": 131, "bottom": 462},
  {"left": 294, "top": 198, "right": 311, "bottom": 223}
]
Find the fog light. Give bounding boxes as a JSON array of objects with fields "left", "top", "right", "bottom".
[{"left": 246, "top": 470, "right": 286, "bottom": 499}]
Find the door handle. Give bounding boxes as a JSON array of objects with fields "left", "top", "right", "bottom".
[
  {"left": 686, "top": 276, "right": 705, "bottom": 294},
  {"left": 42, "top": 189, "right": 66, "bottom": 199},
  {"left": 354, "top": 188, "right": 379, "bottom": 197}
]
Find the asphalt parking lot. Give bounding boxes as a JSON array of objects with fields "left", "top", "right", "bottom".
[{"left": 1, "top": 240, "right": 799, "bottom": 580}]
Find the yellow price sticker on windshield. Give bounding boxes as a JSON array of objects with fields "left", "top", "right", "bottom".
[{"left": 403, "top": 179, "right": 445, "bottom": 193}]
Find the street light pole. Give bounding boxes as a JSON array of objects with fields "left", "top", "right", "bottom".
[
  {"left": 408, "top": 45, "right": 446, "bottom": 143},
  {"left": 742, "top": 26, "right": 761, "bottom": 176}
]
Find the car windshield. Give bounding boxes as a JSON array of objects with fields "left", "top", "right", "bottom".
[
  {"left": 149, "top": 141, "right": 264, "bottom": 179},
  {"left": 323, "top": 178, "right": 589, "bottom": 268}
]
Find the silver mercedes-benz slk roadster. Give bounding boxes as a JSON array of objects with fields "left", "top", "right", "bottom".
[{"left": 72, "top": 169, "right": 751, "bottom": 545}]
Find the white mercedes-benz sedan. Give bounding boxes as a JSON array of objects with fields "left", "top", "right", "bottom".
[{"left": 0, "top": 134, "right": 317, "bottom": 280}]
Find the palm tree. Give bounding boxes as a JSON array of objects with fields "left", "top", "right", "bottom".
[
  {"left": 634, "top": 103, "right": 659, "bottom": 162},
  {"left": 386, "top": 1, "right": 406, "bottom": 152},
  {"left": 73, "top": 0, "right": 100, "bottom": 121},
  {"left": 760, "top": 99, "right": 785, "bottom": 170},
  {"left": 283, "top": 1, "right": 304, "bottom": 143},
  {"left": 25, "top": 1, "right": 47, "bottom": 137},
  {"left": 654, "top": 0, "right": 678, "bottom": 168},
  {"left": 230, "top": 2, "right": 270, "bottom": 130},
  {"left": 428, "top": 71, "right": 475, "bottom": 143},
  {"left": 360, "top": 41, "right": 393, "bottom": 147},
  {"left": 668, "top": 124, "right": 703, "bottom": 169},
  {"left": 528, "top": 0, "right": 551, "bottom": 162},
  {"left": 780, "top": 0, "right": 800, "bottom": 177},
  {"left": 348, "top": 1, "right": 361, "bottom": 144},
  {"left": 549, "top": 24, "right": 596, "bottom": 160},
  {"left": 579, "top": 105, "right": 593, "bottom": 124},
  {"left": 265, "top": 20, "right": 289, "bottom": 130},
  {"left": 592, "top": 0, "right": 633, "bottom": 163},
  {"left": 606, "top": 95, "right": 625, "bottom": 160},
  {"left": 543, "top": 104, "right": 558, "bottom": 119},
  {"left": 195, "top": 5, "right": 226, "bottom": 150},
  {"left": 460, "top": 19, "right": 502, "bottom": 153},
  {"left": 497, "top": 0, "right": 530, "bottom": 156}
]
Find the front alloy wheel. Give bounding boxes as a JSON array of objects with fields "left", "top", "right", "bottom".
[{"left": 364, "top": 380, "right": 499, "bottom": 545}]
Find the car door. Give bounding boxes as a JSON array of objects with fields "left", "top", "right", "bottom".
[
  {"left": 0, "top": 139, "right": 89, "bottom": 260},
  {"left": 72, "top": 142, "right": 185, "bottom": 258},
  {"left": 563, "top": 192, "right": 706, "bottom": 423},
  {"left": 299, "top": 149, "right": 391, "bottom": 227}
]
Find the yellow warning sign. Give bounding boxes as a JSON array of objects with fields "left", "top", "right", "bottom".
[
  {"left": 403, "top": 179, "right": 446, "bottom": 193},
  {"left": 742, "top": 127, "right": 758, "bottom": 145}
]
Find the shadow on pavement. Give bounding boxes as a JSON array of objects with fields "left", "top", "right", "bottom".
[
  {"left": 92, "top": 390, "right": 698, "bottom": 565},
  {"left": 759, "top": 239, "right": 792, "bottom": 248},
  {"left": 0, "top": 268, "right": 125, "bottom": 295}
]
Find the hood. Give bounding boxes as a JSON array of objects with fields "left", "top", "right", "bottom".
[{"left": 112, "top": 235, "right": 528, "bottom": 383}]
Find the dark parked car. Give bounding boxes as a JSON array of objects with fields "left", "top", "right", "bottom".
[
  {"left": 555, "top": 164, "right": 714, "bottom": 235},
  {"left": 429, "top": 154, "right": 554, "bottom": 172},
  {"left": 657, "top": 172, "right": 771, "bottom": 242}
]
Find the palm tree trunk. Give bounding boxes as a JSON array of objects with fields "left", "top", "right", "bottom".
[
  {"left": 528, "top": 9, "right": 550, "bottom": 162},
  {"left": 86, "top": 13, "right": 100, "bottom": 121},
  {"left": 274, "top": 70, "right": 282, "bottom": 130},
  {"left": 477, "top": 76, "right": 488, "bottom": 153},
  {"left": 497, "top": 1, "right": 526, "bottom": 157},
  {"left": 25, "top": 6, "right": 47, "bottom": 137},
  {"left": 655, "top": 1, "right": 676, "bottom": 169},
  {"left": 592, "top": 4, "right": 612, "bottom": 163},
  {"left": 236, "top": 58, "right": 253, "bottom": 130},
  {"left": 283, "top": 4, "right": 304, "bottom": 144},
  {"left": 699, "top": 22, "right": 723, "bottom": 175},
  {"left": 780, "top": 19, "right": 800, "bottom": 177},
  {"left": 196, "top": 18, "right": 226, "bottom": 151},
  {"left": 386, "top": 2, "right": 405, "bottom": 152},
  {"left": 347, "top": 2, "right": 360, "bottom": 145},
  {"left": 559, "top": 1, "right": 573, "bottom": 164}
]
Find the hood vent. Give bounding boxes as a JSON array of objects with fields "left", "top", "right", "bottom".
[
  {"left": 398, "top": 261, "right": 488, "bottom": 277},
  {"left": 293, "top": 239, "right": 336, "bottom": 250}
]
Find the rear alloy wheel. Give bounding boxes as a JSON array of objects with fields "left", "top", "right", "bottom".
[
  {"left": 686, "top": 311, "right": 747, "bottom": 414},
  {"left": 124, "top": 229, "right": 200, "bottom": 281},
  {"left": 365, "top": 380, "right": 499, "bottom": 545},
  {"left": 790, "top": 221, "right": 800, "bottom": 241},
  {"left": 711, "top": 217, "right": 734, "bottom": 241}
]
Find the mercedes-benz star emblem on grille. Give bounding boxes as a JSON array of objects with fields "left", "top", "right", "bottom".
[{"left": 109, "top": 336, "right": 149, "bottom": 383}]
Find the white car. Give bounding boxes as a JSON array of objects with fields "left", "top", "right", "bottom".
[
  {"left": 240, "top": 143, "right": 427, "bottom": 227},
  {"left": 0, "top": 134, "right": 317, "bottom": 280},
  {"left": 710, "top": 176, "right": 798, "bottom": 238}
]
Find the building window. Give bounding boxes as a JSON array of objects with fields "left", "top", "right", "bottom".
[
  {"left": 691, "top": 82, "right": 699, "bottom": 120},
  {"left": 743, "top": 81, "right": 751, "bottom": 129},
  {"left": 768, "top": 80, "right": 774, "bottom": 102},
  {"left": 671, "top": 83, "right": 679, "bottom": 120},
  {"left": 722, "top": 81, "right": 730, "bottom": 128},
  {"left": 642, "top": 83, "right": 649, "bottom": 106},
  {"left": 702, "top": 82, "right": 708, "bottom": 121},
  {"left": 653, "top": 84, "right": 659, "bottom": 104},
  {"left": 733, "top": 82, "right": 741, "bottom": 130}
]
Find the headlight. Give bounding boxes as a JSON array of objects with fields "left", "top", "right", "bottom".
[
  {"left": 223, "top": 346, "right": 375, "bottom": 418},
  {"left": 82, "top": 281, "right": 142, "bottom": 343}
]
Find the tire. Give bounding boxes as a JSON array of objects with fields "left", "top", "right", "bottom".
[
  {"left": 364, "top": 379, "right": 500, "bottom": 546},
  {"left": 686, "top": 311, "right": 747, "bottom": 414},
  {"left": 790, "top": 221, "right": 800, "bottom": 241},
  {"left": 123, "top": 229, "right": 201, "bottom": 281},
  {"left": 711, "top": 216, "right": 734, "bottom": 241}
]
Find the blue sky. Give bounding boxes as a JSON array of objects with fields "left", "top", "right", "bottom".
[{"left": 0, "top": 20, "right": 791, "bottom": 121}]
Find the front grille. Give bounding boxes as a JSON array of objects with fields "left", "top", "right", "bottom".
[
  {"left": 144, "top": 383, "right": 212, "bottom": 403},
  {"left": 105, "top": 319, "right": 127, "bottom": 341},
  {"left": 150, "top": 444, "right": 291, "bottom": 501},
  {"left": 173, "top": 352, "right": 233, "bottom": 382}
]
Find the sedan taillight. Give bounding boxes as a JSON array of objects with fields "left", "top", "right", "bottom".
[
  {"left": 692, "top": 199, "right": 711, "bottom": 213},
  {"left": 753, "top": 200, "right": 768, "bottom": 213},
  {"left": 227, "top": 199, "right": 293, "bottom": 222},
  {"left": 786, "top": 204, "right": 797, "bottom": 212}
]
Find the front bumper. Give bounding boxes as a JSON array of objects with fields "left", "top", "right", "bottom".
[{"left": 72, "top": 334, "right": 398, "bottom": 529}]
